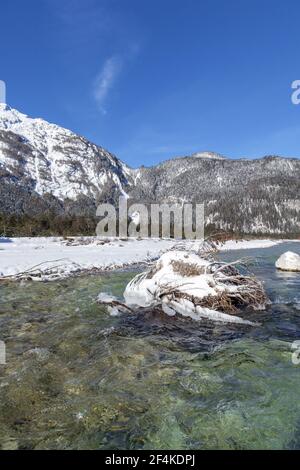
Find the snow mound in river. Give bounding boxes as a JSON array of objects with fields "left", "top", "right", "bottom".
[
  {"left": 97, "top": 243, "right": 268, "bottom": 325},
  {"left": 276, "top": 251, "right": 300, "bottom": 272}
]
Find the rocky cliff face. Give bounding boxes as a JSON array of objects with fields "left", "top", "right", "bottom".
[{"left": 0, "top": 104, "right": 299, "bottom": 235}]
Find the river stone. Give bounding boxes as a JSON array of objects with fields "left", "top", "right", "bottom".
[{"left": 275, "top": 251, "right": 300, "bottom": 272}]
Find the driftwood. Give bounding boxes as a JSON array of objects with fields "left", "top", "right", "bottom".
[
  {"left": 152, "top": 257, "right": 267, "bottom": 313},
  {"left": 0, "top": 259, "right": 72, "bottom": 281}
]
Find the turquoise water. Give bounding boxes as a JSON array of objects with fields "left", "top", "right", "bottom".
[{"left": 0, "top": 242, "right": 300, "bottom": 450}]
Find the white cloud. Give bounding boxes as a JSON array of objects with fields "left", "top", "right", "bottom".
[{"left": 94, "top": 56, "right": 123, "bottom": 114}]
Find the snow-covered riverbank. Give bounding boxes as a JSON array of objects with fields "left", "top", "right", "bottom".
[{"left": 0, "top": 237, "right": 296, "bottom": 281}]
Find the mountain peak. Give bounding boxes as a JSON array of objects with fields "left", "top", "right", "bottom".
[
  {"left": 0, "top": 103, "right": 30, "bottom": 129},
  {"left": 0, "top": 103, "right": 11, "bottom": 111},
  {"left": 0, "top": 104, "right": 130, "bottom": 204}
]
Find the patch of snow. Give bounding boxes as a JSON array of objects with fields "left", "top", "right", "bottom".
[
  {"left": 97, "top": 292, "right": 118, "bottom": 304},
  {"left": 1, "top": 237, "right": 298, "bottom": 281},
  {"left": 221, "top": 239, "right": 283, "bottom": 251},
  {"left": 0, "top": 237, "right": 175, "bottom": 280},
  {"left": 191, "top": 151, "right": 226, "bottom": 160}
]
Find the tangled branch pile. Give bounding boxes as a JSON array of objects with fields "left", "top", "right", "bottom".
[{"left": 98, "top": 239, "right": 268, "bottom": 325}]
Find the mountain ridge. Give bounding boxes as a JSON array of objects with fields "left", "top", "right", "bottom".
[{"left": 0, "top": 104, "right": 299, "bottom": 235}]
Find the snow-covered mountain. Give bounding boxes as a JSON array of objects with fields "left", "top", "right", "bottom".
[
  {"left": 0, "top": 103, "right": 131, "bottom": 215},
  {"left": 0, "top": 104, "right": 299, "bottom": 235},
  {"left": 131, "top": 154, "right": 300, "bottom": 235}
]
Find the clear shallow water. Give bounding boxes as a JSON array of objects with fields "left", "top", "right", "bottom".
[{"left": 0, "top": 242, "right": 300, "bottom": 450}]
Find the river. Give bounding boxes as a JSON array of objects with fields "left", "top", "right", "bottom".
[{"left": 0, "top": 242, "right": 300, "bottom": 449}]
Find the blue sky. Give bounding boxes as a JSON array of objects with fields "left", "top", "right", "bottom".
[{"left": 1, "top": 0, "right": 300, "bottom": 166}]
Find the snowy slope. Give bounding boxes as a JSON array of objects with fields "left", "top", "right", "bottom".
[{"left": 0, "top": 103, "right": 131, "bottom": 202}]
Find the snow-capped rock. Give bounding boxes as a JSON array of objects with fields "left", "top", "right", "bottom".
[{"left": 275, "top": 251, "right": 300, "bottom": 272}]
